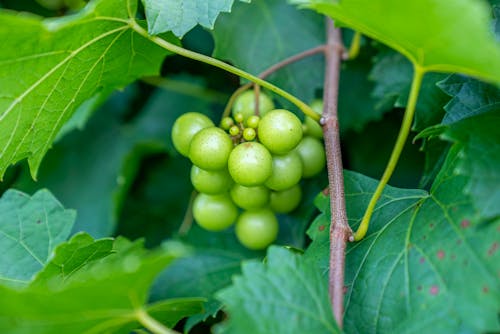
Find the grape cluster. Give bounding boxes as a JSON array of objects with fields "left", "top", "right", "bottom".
[{"left": 171, "top": 90, "right": 326, "bottom": 250}]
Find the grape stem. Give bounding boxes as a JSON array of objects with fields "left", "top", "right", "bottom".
[
  {"left": 221, "top": 45, "right": 326, "bottom": 118},
  {"left": 353, "top": 66, "right": 424, "bottom": 241},
  {"left": 322, "top": 19, "right": 352, "bottom": 328},
  {"left": 129, "top": 20, "right": 319, "bottom": 121}
]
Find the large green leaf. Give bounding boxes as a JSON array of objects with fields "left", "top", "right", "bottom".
[
  {"left": 293, "top": 0, "right": 500, "bottom": 83},
  {"left": 216, "top": 247, "right": 339, "bottom": 334},
  {"left": 212, "top": 0, "right": 325, "bottom": 109},
  {"left": 0, "top": 189, "right": 75, "bottom": 287},
  {"left": 0, "top": 237, "right": 203, "bottom": 333},
  {"left": 306, "top": 156, "right": 499, "bottom": 332},
  {"left": 0, "top": 0, "right": 174, "bottom": 180},
  {"left": 142, "top": 0, "right": 250, "bottom": 37}
]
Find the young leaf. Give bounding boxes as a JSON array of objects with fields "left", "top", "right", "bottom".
[
  {"left": 0, "top": 189, "right": 75, "bottom": 288},
  {"left": 437, "top": 74, "right": 500, "bottom": 125},
  {"left": 293, "top": 0, "right": 500, "bottom": 83},
  {"left": 0, "top": 0, "right": 175, "bottom": 180},
  {"left": 142, "top": 0, "right": 250, "bottom": 37},
  {"left": 216, "top": 247, "right": 340, "bottom": 334},
  {"left": 212, "top": 0, "right": 325, "bottom": 107},
  {"left": 306, "top": 155, "right": 500, "bottom": 332},
  {"left": 0, "top": 238, "right": 203, "bottom": 333}
]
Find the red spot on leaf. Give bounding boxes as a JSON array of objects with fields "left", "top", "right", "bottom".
[
  {"left": 451, "top": 254, "right": 456, "bottom": 260},
  {"left": 429, "top": 285, "right": 439, "bottom": 295},
  {"left": 488, "top": 242, "right": 498, "bottom": 256},
  {"left": 436, "top": 250, "right": 445, "bottom": 260},
  {"left": 343, "top": 286, "right": 348, "bottom": 295},
  {"left": 460, "top": 220, "right": 470, "bottom": 229},
  {"left": 419, "top": 257, "right": 425, "bottom": 264},
  {"left": 318, "top": 225, "right": 325, "bottom": 232},
  {"left": 422, "top": 235, "right": 427, "bottom": 240},
  {"left": 451, "top": 206, "right": 458, "bottom": 212},
  {"left": 456, "top": 239, "right": 462, "bottom": 245},
  {"left": 417, "top": 285, "right": 422, "bottom": 291},
  {"left": 429, "top": 223, "right": 435, "bottom": 229},
  {"left": 482, "top": 286, "right": 489, "bottom": 294}
]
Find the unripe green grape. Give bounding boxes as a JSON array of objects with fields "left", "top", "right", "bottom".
[
  {"left": 258, "top": 109, "right": 303, "bottom": 154},
  {"left": 171, "top": 112, "right": 214, "bottom": 156},
  {"left": 193, "top": 193, "right": 238, "bottom": 231},
  {"left": 230, "top": 184, "right": 270, "bottom": 210},
  {"left": 220, "top": 117, "right": 234, "bottom": 130},
  {"left": 228, "top": 142, "right": 272, "bottom": 186},
  {"left": 270, "top": 184, "right": 302, "bottom": 213},
  {"left": 229, "top": 125, "right": 240, "bottom": 136},
  {"left": 232, "top": 90, "right": 275, "bottom": 121},
  {"left": 234, "top": 112, "right": 244, "bottom": 123},
  {"left": 295, "top": 136, "right": 326, "bottom": 178},
  {"left": 242, "top": 128, "right": 256, "bottom": 141},
  {"left": 235, "top": 209, "right": 279, "bottom": 250},
  {"left": 265, "top": 151, "right": 303, "bottom": 191},
  {"left": 304, "top": 99, "right": 323, "bottom": 139},
  {"left": 191, "top": 166, "right": 232, "bottom": 194},
  {"left": 189, "top": 127, "right": 233, "bottom": 170},
  {"left": 246, "top": 115, "right": 260, "bottom": 129}
]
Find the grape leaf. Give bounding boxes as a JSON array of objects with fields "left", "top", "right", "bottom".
[
  {"left": 0, "top": 189, "right": 75, "bottom": 288},
  {"left": 151, "top": 250, "right": 249, "bottom": 332},
  {"left": 306, "top": 156, "right": 500, "bottom": 332},
  {"left": 212, "top": 0, "right": 324, "bottom": 109},
  {"left": 0, "top": 0, "right": 176, "bottom": 180},
  {"left": 216, "top": 247, "right": 340, "bottom": 334},
  {"left": 370, "top": 50, "right": 450, "bottom": 131},
  {"left": 142, "top": 0, "right": 250, "bottom": 37},
  {"left": 441, "top": 111, "right": 500, "bottom": 219},
  {"left": 0, "top": 238, "right": 204, "bottom": 333},
  {"left": 31, "top": 232, "right": 114, "bottom": 286},
  {"left": 293, "top": 0, "right": 500, "bottom": 83},
  {"left": 437, "top": 74, "right": 500, "bottom": 125}
]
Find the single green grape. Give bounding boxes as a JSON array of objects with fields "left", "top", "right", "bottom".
[
  {"left": 304, "top": 99, "right": 323, "bottom": 139},
  {"left": 193, "top": 193, "right": 238, "bottom": 231},
  {"left": 235, "top": 208, "right": 279, "bottom": 250},
  {"left": 295, "top": 136, "right": 326, "bottom": 178},
  {"left": 232, "top": 90, "right": 275, "bottom": 121},
  {"left": 258, "top": 109, "right": 303, "bottom": 154},
  {"left": 234, "top": 112, "right": 244, "bottom": 123},
  {"left": 265, "top": 151, "right": 303, "bottom": 191},
  {"left": 229, "top": 125, "right": 240, "bottom": 136},
  {"left": 270, "top": 184, "right": 302, "bottom": 213},
  {"left": 230, "top": 184, "right": 270, "bottom": 210},
  {"left": 242, "top": 127, "right": 256, "bottom": 141},
  {"left": 171, "top": 112, "right": 214, "bottom": 156},
  {"left": 189, "top": 127, "right": 233, "bottom": 170},
  {"left": 228, "top": 142, "right": 272, "bottom": 186},
  {"left": 246, "top": 115, "right": 260, "bottom": 129},
  {"left": 191, "top": 166, "right": 233, "bottom": 194},
  {"left": 220, "top": 117, "right": 234, "bottom": 130}
]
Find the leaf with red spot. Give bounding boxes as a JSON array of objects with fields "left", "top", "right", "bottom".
[{"left": 306, "top": 145, "right": 500, "bottom": 332}]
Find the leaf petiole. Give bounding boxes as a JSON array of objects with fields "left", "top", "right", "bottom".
[
  {"left": 135, "top": 308, "right": 179, "bottom": 334},
  {"left": 353, "top": 66, "right": 425, "bottom": 241},
  {"left": 127, "top": 20, "right": 320, "bottom": 121}
]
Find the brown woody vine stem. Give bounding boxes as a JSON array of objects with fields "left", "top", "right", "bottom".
[{"left": 321, "top": 19, "right": 353, "bottom": 328}]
